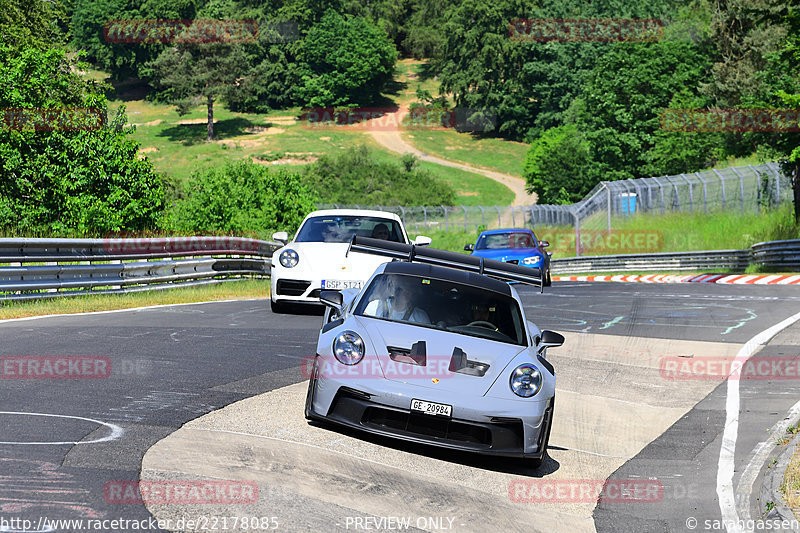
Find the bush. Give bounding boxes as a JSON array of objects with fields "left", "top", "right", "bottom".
[
  {"left": 523, "top": 125, "right": 593, "bottom": 204},
  {"left": 170, "top": 161, "right": 317, "bottom": 237},
  {"left": 303, "top": 146, "right": 455, "bottom": 206}
]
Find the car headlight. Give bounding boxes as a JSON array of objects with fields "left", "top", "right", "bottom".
[
  {"left": 280, "top": 249, "right": 299, "bottom": 268},
  {"left": 522, "top": 255, "right": 542, "bottom": 265},
  {"left": 510, "top": 363, "right": 542, "bottom": 397},
  {"left": 333, "top": 331, "right": 365, "bottom": 365}
]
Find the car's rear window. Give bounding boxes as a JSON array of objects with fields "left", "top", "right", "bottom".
[
  {"left": 355, "top": 273, "right": 527, "bottom": 345},
  {"left": 295, "top": 216, "right": 405, "bottom": 243},
  {"left": 476, "top": 232, "right": 536, "bottom": 250}
]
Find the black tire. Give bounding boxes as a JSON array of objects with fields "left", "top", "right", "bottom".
[
  {"left": 543, "top": 266, "right": 552, "bottom": 287},
  {"left": 270, "top": 299, "right": 286, "bottom": 314}
]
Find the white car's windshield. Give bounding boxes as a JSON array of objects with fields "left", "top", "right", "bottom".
[
  {"left": 355, "top": 273, "right": 526, "bottom": 345},
  {"left": 295, "top": 216, "right": 405, "bottom": 243}
]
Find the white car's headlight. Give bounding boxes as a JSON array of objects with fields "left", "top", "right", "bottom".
[
  {"left": 510, "top": 363, "right": 542, "bottom": 397},
  {"left": 522, "top": 255, "right": 542, "bottom": 265},
  {"left": 280, "top": 249, "right": 299, "bottom": 268},
  {"left": 333, "top": 331, "right": 365, "bottom": 365}
]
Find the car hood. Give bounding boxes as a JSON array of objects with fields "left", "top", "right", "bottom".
[
  {"left": 471, "top": 248, "right": 541, "bottom": 262},
  {"left": 356, "top": 316, "right": 527, "bottom": 397},
  {"left": 281, "top": 242, "right": 393, "bottom": 278}
]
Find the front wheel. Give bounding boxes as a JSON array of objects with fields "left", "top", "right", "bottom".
[{"left": 543, "top": 266, "right": 552, "bottom": 287}]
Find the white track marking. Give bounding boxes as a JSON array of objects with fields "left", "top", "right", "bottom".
[
  {"left": 717, "top": 310, "right": 800, "bottom": 532},
  {"left": 0, "top": 412, "right": 123, "bottom": 445}
]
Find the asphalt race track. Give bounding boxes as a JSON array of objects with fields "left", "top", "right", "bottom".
[{"left": 1, "top": 282, "right": 800, "bottom": 532}]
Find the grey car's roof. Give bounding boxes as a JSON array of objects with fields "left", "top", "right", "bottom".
[{"left": 383, "top": 261, "right": 512, "bottom": 296}]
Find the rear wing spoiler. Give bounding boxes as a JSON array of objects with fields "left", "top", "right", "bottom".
[{"left": 346, "top": 235, "right": 543, "bottom": 291}]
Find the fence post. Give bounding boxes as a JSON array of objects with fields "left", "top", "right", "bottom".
[
  {"left": 680, "top": 174, "right": 693, "bottom": 213},
  {"left": 422, "top": 206, "right": 428, "bottom": 229},
  {"left": 398, "top": 206, "right": 406, "bottom": 226},
  {"left": 730, "top": 166, "right": 746, "bottom": 213},
  {"left": 478, "top": 206, "right": 485, "bottom": 227},
  {"left": 573, "top": 208, "right": 581, "bottom": 257},
  {"left": 712, "top": 169, "right": 726, "bottom": 209},
  {"left": 495, "top": 206, "right": 501, "bottom": 227},
  {"left": 443, "top": 205, "right": 448, "bottom": 231},
  {"left": 463, "top": 206, "right": 468, "bottom": 231},
  {"left": 697, "top": 172, "right": 708, "bottom": 213},
  {"left": 376, "top": 205, "right": 383, "bottom": 211},
  {"left": 511, "top": 206, "right": 515, "bottom": 227},
  {"left": 603, "top": 182, "right": 611, "bottom": 233}
]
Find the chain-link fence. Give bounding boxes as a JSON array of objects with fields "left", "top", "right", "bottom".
[{"left": 317, "top": 162, "right": 792, "bottom": 243}]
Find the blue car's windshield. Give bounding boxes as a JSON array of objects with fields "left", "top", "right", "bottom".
[
  {"left": 475, "top": 232, "right": 536, "bottom": 250},
  {"left": 295, "top": 216, "right": 405, "bottom": 243},
  {"left": 355, "top": 273, "right": 527, "bottom": 345}
]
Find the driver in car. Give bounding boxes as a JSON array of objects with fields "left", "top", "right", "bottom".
[
  {"left": 470, "top": 302, "right": 499, "bottom": 331},
  {"left": 364, "top": 276, "right": 431, "bottom": 325}
]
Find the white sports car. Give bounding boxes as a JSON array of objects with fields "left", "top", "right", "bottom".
[
  {"left": 270, "top": 209, "right": 431, "bottom": 313},
  {"left": 305, "top": 236, "right": 562, "bottom": 466}
]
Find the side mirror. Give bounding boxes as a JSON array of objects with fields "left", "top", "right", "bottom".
[
  {"left": 537, "top": 330, "right": 564, "bottom": 355},
  {"left": 272, "top": 231, "right": 289, "bottom": 244},
  {"left": 540, "top": 241, "right": 550, "bottom": 248},
  {"left": 413, "top": 236, "right": 432, "bottom": 246},
  {"left": 319, "top": 290, "right": 343, "bottom": 311},
  {"left": 464, "top": 243, "right": 475, "bottom": 252}
]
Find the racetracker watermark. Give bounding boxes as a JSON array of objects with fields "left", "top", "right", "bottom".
[
  {"left": 302, "top": 355, "right": 456, "bottom": 380},
  {"left": 536, "top": 230, "right": 663, "bottom": 254},
  {"left": 299, "top": 107, "right": 496, "bottom": 132},
  {"left": 660, "top": 108, "right": 800, "bottom": 132},
  {"left": 660, "top": 356, "right": 800, "bottom": 381},
  {"left": 2, "top": 356, "right": 111, "bottom": 379},
  {"left": 103, "top": 19, "right": 298, "bottom": 44},
  {"left": 509, "top": 18, "right": 664, "bottom": 42},
  {"left": 102, "top": 235, "right": 264, "bottom": 255},
  {"left": 104, "top": 481, "right": 259, "bottom": 505},
  {"left": 2, "top": 108, "right": 105, "bottom": 132},
  {"left": 509, "top": 478, "right": 664, "bottom": 503}
]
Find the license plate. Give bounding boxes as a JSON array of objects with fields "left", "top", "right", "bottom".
[
  {"left": 322, "top": 280, "right": 363, "bottom": 290},
  {"left": 410, "top": 399, "right": 452, "bottom": 418}
]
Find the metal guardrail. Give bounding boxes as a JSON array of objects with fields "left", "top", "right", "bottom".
[
  {"left": 0, "top": 237, "right": 281, "bottom": 301},
  {"left": 751, "top": 239, "right": 800, "bottom": 270},
  {"left": 552, "top": 240, "right": 800, "bottom": 274}
]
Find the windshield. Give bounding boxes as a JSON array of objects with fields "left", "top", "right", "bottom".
[
  {"left": 355, "top": 273, "right": 526, "bottom": 345},
  {"left": 295, "top": 216, "right": 406, "bottom": 243},
  {"left": 475, "top": 232, "right": 537, "bottom": 250}
]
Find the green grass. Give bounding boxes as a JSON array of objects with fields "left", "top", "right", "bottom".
[
  {"left": 0, "top": 279, "right": 268, "bottom": 319},
  {"left": 417, "top": 205, "right": 800, "bottom": 260},
  {"left": 403, "top": 130, "right": 530, "bottom": 178}
]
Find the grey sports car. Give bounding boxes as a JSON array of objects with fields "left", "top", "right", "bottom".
[{"left": 304, "top": 236, "right": 563, "bottom": 466}]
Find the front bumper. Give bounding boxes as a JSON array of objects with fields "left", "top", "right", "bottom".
[{"left": 307, "top": 367, "right": 554, "bottom": 458}]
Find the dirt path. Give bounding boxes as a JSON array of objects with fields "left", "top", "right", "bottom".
[{"left": 364, "top": 106, "right": 534, "bottom": 206}]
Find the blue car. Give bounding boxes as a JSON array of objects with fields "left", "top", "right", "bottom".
[{"left": 465, "top": 228, "right": 552, "bottom": 286}]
